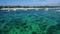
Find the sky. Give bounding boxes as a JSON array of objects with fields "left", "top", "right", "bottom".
[{"left": 0, "top": 0, "right": 60, "bottom": 6}]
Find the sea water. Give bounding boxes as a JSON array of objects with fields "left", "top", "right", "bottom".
[{"left": 0, "top": 9, "right": 60, "bottom": 34}]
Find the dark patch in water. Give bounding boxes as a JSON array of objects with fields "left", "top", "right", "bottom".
[{"left": 32, "top": 31, "right": 37, "bottom": 34}]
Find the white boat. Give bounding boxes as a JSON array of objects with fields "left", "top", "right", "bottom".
[
  {"left": 13, "top": 9, "right": 16, "bottom": 11},
  {"left": 56, "top": 10, "right": 60, "bottom": 12},
  {"left": 8, "top": 9, "right": 10, "bottom": 11},
  {"left": 44, "top": 8, "right": 48, "bottom": 11}
]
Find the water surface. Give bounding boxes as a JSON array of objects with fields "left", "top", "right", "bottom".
[{"left": 0, "top": 9, "right": 60, "bottom": 34}]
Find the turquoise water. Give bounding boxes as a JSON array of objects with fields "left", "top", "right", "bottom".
[{"left": 0, "top": 9, "right": 60, "bottom": 34}]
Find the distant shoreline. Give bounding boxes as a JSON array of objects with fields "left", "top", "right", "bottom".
[
  {"left": 0, "top": 6, "right": 60, "bottom": 9},
  {"left": 0, "top": 8, "right": 60, "bottom": 10}
]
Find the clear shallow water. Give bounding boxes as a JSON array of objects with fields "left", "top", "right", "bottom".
[{"left": 0, "top": 9, "right": 60, "bottom": 34}]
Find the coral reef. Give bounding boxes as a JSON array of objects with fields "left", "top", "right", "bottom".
[{"left": 0, "top": 9, "right": 60, "bottom": 34}]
